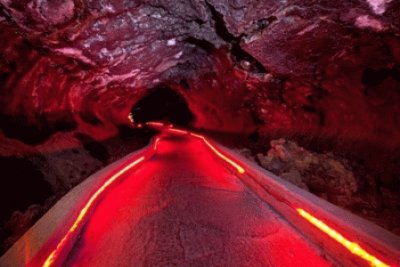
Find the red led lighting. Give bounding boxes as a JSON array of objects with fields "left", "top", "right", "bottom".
[
  {"left": 296, "top": 208, "right": 390, "bottom": 267},
  {"left": 154, "top": 137, "right": 161, "bottom": 151},
  {"left": 145, "top": 121, "right": 164, "bottom": 127},
  {"left": 42, "top": 156, "right": 146, "bottom": 267},
  {"left": 167, "top": 128, "right": 188, "bottom": 135},
  {"left": 189, "top": 133, "right": 245, "bottom": 174},
  {"left": 41, "top": 125, "right": 391, "bottom": 267}
]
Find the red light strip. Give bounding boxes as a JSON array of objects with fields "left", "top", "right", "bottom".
[
  {"left": 167, "top": 128, "right": 188, "bottom": 135},
  {"left": 190, "top": 133, "right": 245, "bottom": 174},
  {"left": 146, "top": 122, "right": 164, "bottom": 127},
  {"left": 40, "top": 128, "right": 390, "bottom": 267},
  {"left": 296, "top": 208, "right": 390, "bottom": 267},
  {"left": 154, "top": 137, "right": 161, "bottom": 151},
  {"left": 160, "top": 127, "right": 390, "bottom": 266},
  {"left": 42, "top": 156, "right": 146, "bottom": 267}
]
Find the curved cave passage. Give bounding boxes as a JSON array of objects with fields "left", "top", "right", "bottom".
[
  {"left": 131, "top": 86, "right": 194, "bottom": 126},
  {"left": 0, "top": 0, "right": 400, "bottom": 258}
]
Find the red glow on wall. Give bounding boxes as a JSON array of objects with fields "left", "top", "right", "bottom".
[
  {"left": 296, "top": 208, "right": 390, "bottom": 267},
  {"left": 42, "top": 156, "right": 146, "bottom": 267}
]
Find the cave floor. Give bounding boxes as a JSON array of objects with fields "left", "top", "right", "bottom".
[{"left": 62, "top": 134, "right": 330, "bottom": 266}]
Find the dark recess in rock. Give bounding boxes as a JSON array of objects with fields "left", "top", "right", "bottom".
[
  {"left": 131, "top": 86, "right": 194, "bottom": 126},
  {"left": 205, "top": 2, "right": 267, "bottom": 74},
  {"left": 74, "top": 133, "right": 110, "bottom": 163},
  {"left": 0, "top": 113, "right": 77, "bottom": 145},
  {"left": 185, "top": 37, "right": 215, "bottom": 53},
  {"left": 362, "top": 65, "right": 400, "bottom": 95},
  {"left": 0, "top": 156, "right": 52, "bottom": 223}
]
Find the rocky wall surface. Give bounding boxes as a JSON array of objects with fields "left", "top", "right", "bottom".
[{"left": 0, "top": 0, "right": 399, "bottom": 253}]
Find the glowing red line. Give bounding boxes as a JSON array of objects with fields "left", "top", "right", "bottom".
[
  {"left": 146, "top": 122, "right": 164, "bottom": 127},
  {"left": 296, "top": 208, "right": 390, "bottom": 267},
  {"left": 42, "top": 156, "right": 146, "bottom": 267},
  {"left": 190, "top": 133, "right": 245, "bottom": 174},
  {"left": 154, "top": 137, "right": 161, "bottom": 151},
  {"left": 41, "top": 130, "right": 390, "bottom": 267},
  {"left": 167, "top": 128, "right": 187, "bottom": 135},
  {"left": 190, "top": 133, "right": 203, "bottom": 139}
]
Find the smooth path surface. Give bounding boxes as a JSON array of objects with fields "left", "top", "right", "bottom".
[{"left": 63, "top": 133, "right": 332, "bottom": 266}]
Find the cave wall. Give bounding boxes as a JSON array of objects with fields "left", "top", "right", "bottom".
[
  {"left": 0, "top": 0, "right": 399, "bottom": 249},
  {"left": 0, "top": 0, "right": 399, "bottom": 256},
  {"left": 0, "top": 0, "right": 399, "bottom": 174},
  {"left": 1, "top": 0, "right": 398, "bottom": 144}
]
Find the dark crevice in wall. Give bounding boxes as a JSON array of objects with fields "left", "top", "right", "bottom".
[
  {"left": 0, "top": 113, "right": 77, "bottom": 145},
  {"left": 179, "top": 78, "right": 190, "bottom": 90},
  {"left": 362, "top": 65, "right": 400, "bottom": 95},
  {"left": 205, "top": 2, "right": 267, "bottom": 74},
  {"left": 248, "top": 130, "right": 259, "bottom": 142},
  {"left": 362, "top": 68, "right": 391, "bottom": 86},
  {"left": 0, "top": 156, "right": 52, "bottom": 223},
  {"left": 185, "top": 37, "right": 215, "bottom": 53},
  {"left": 302, "top": 105, "right": 326, "bottom": 126},
  {"left": 75, "top": 133, "right": 110, "bottom": 163},
  {"left": 254, "top": 16, "right": 277, "bottom": 32},
  {"left": 0, "top": 8, "right": 13, "bottom": 24},
  {"left": 79, "top": 111, "right": 103, "bottom": 126}
]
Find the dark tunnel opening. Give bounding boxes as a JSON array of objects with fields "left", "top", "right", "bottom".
[{"left": 131, "top": 86, "right": 194, "bottom": 126}]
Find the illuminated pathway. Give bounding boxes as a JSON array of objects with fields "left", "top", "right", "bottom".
[
  {"left": 1, "top": 126, "right": 398, "bottom": 267},
  {"left": 54, "top": 132, "right": 331, "bottom": 266}
]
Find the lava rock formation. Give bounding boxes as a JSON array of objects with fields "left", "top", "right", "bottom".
[{"left": 0, "top": 0, "right": 399, "bottom": 254}]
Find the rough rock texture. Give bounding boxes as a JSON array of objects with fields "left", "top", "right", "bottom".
[
  {"left": 0, "top": 127, "right": 151, "bottom": 254},
  {"left": 1, "top": 0, "right": 400, "bottom": 139},
  {"left": 0, "top": 0, "right": 400, "bottom": 252},
  {"left": 257, "top": 139, "right": 400, "bottom": 235},
  {"left": 258, "top": 139, "right": 359, "bottom": 200}
]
